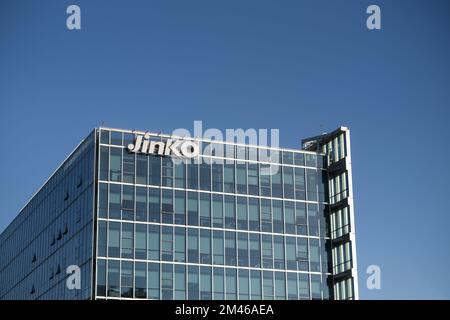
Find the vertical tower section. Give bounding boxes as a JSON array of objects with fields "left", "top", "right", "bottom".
[{"left": 302, "top": 127, "right": 359, "bottom": 300}]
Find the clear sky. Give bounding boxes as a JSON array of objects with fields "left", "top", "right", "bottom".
[{"left": 1, "top": 0, "right": 449, "bottom": 299}]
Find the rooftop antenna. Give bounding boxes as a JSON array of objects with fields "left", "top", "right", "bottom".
[{"left": 320, "top": 124, "right": 327, "bottom": 135}]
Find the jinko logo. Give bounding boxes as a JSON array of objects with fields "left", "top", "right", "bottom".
[{"left": 128, "top": 133, "right": 200, "bottom": 158}]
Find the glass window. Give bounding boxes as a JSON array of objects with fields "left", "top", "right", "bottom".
[
  {"left": 282, "top": 151, "right": 294, "bottom": 165},
  {"left": 148, "top": 188, "right": 160, "bottom": 223},
  {"left": 225, "top": 268, "right": 237, "bottom": 300},
  {"left": 294, "top": 168, "right": 306, "bottom": 200},
  {"left": 107, "top": 260, "right": 120, "bottom": 297},
  {"left": 236, "top": 162, "right": 247, "bottom": 194},
  {"left": 225, "top": 232, "right": 236, "bottom": 266},
  {"left": 272, "top": 200, "right": 283, "bottom": 233},
  {"left": 284, "top": 201, "right": 295, "bottom": 234},
  {"left": 110, "top": 147, "right": 122, "bottom": 182},
  {"left": 223, "top": 162, "right": 235, "bottom": 193},
  {"left": 200, "top": 229, "right": 211, "bottom": 264},
  {"left": 162, "top": 226, "right": 173, "bottom": 261},
  {"left": 174, "top": 265, "right": 186, "bottom": 300},
  {"left": 273, "top": 235, "right": 285, "bottom": 269},
  {"left": 283, "top": 166, "right": 294, "bottom": 199},
  {"left": 109, "top": 184, "right": 122, "bottom": 219},
  {"left": 188, "top": 228, "right": 199, "bottom": 263},
  {"left": 274, "top": 272, "right": 286, "bottom": 300},
  {"left": 263, "top": 271, "right": 274, "bottom": 300},
  {"left": 162, "top": 264, "right": 173, "bottom": 299},
  {"left": 236, "top": 196, "right": 248, "bottom": 230},
  {"left": 311, "top": 274, "right": 322, "bottom": 299},
  {"left": 213, "top": 268, "right": 224, "bottom": 299},
  {"left": 298, "top": 273, "right": 310, "bottom": 300},
  {"left": 187, "top": 163, "right": 198, "bottom": 190},
  {"left": 287, "top": 273, "right": 298, "bottom": 300},
  {"left": 100, "top": 129, "right": 110, "bottom": 144},
  {"left": 161, "top": 189, "right": 173, "bottom": 224},
  {"left": 271, "top": 168, "right": 282, "bottom": 198},
  {"left": 247, "top": 163, "right": 259, "bottom": 195},
  {"left": 174, "top": 227, "right": 186, "bottom": 262},
  {"left": 99, "top": 146, "right": 109, "bottom": 181},
  {"left": 148, "top": 263, "right": 160, "bottom": 299},
  {"left": 212, "top": 194, "right": 223, "bottom": 228},
  {"left": 121, "top": 223, "right": 134, "bottom": 259},
  {"left": 136, "top": 187, "right": 147, "bottom": 221},
  {"left": 306, "top": 169, "right": 318, "bottom": 201},
  {"left": 262, "top": 234, "right": 273, "bottom": 269},
  {"left": 250, "top": 270, "right": 262, "bottom": 299},
  {"left": 161, "top": 158, "right": 173, "bottom": 187},
  {"left": 135, "top": 224, "right": 147, "bottom": 260},
  {"left": 149, "top": 156, "right": 161, "bottom": 186},
  {"left": 238, "top": 269, "right": 250, "bottom": 300},
  {"left": 96, "top": 259, "right": 106, "bottom": 296},
  {"left": 308, "top": 203, "right": 319, "bottom": 237},
  {"left": 98, "top": 221, "right": 107, "bottom": 257},
  {"left": 110, "top": 131, "right": 122, "bottom": 146},
  {"left": 188, "top": 266, "right": 199, "bottom": 300},
  {"left": 305, "top": 154, "right": 316, "bottom": 167},
  {"left": 310, "top": 238, "right": 321, "bottom": 272},
  {"left": 224, "top": 195, "right": 236, "bottom": 229},
  {"left": 319, "top": 170, "right": 327, "bottom": 202},
  {"left": 200, "top": 267, "right": 212, "bottom": 300},
  {"left": 259, "top": 165, "right": 271, "bottom": 197},
  {"left": 174, "top": 190, "right": 186, "bottom": 225},
  {"left": 249, "top": 233, "right": 261, "bottom": 268},
  {"left": 211, "top": 163, "right": 223, "bottom": 192},
  {"left": 296, "top": 202, "right": 307, "bottom": 235},
  {"left": 136, "top": 154, "right": 148, "bottom": 185},
  {"left": 285, "top": 237, "right": 296, "bottom": 270},
  {"left": 121, "top": 261, "right": 133, "bottom": 298},
  {"left": 248, "top": 198, "right": 260, "bottom": 231},
  {"left": 174, "top": 162, "right": 186, "bottom": 188},
  {"left": 147, "top": 224, "right": 159, "bottom": 260},
  {"left": 294, "top": 153, "right": 304, "bottom": 166},
  {"left": 122, "top": 185, "right": 134, "bottom": 220},
  {"left": 199, "top": 163, "right": 211, "bottom": 191},
  {"left": 108, "top": 221, "right": 120, "bottom": 258},
  {"left": 212, "top": 230, "right": 224, "bottom": 265},
  {"left": 187, "top": 192, "right": 199, "bottom": 226},
  {"left": 297, "top": 237, "right": 309, "bottom": 271},
  {"left": 199, "top": 193, "right": 211, "bottom": 227},
  {"left": 261, "top": 199, "right": 272, "bottom": 232},
  {"left": 98, "top": 183, "right": 108, "bottom": 218},
  {"left": 237, "top": 232, "right": 249, "bottom": 267},
  {"left": 135, "top": 262, "right": 147, "bottom": 298},
  {"left": 123, "top": 150, "right": 135, "bottom": 184}
]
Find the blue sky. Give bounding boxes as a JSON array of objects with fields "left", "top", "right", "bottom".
[{"left": 1, "top": 0, "right": 449, "bottom": 299}]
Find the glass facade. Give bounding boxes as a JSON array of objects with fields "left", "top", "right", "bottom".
[
  {"left": 0, "top": 131, "right": 96, "bottom": 300},
  {"left": 0, "top": 126, "right": 358, "bottom": 300}
]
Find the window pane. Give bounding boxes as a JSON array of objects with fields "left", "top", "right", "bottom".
[
  {"left": 199, "top": 193, "right": 211, "bottom": 227},
  {"left": 174, "top": 227, "right": 186, "bottom": 262},
  {"left": 123, "top": 150, "right": 135, "bottom": 184},
  {"left": 148, "top": 188, "right": 160, "bottom": 223},
  {"left": 200, "top": 229, "right": 211, "bottom": 264},
  {"left": 188, "top": 228, "right": 199, "bottom": 263},
  {"left": 148, "top": 224, "right": 160, "bottom": 260},
  {"left": 110, "top": 147, "right": 122, "bottom": 182},
  {"left": 224, "top": 195, "right": 236, "bottom": 229},
  {"left": 121, "top": 223, "right": 134, "bottom": 259},
  {"left": 107, "top": 260, "right": 120, "bottom": 297},
  {"left": 174, "top": 190, "right": 186, "bottom": 225},
  {"left": 108, "top": 221, "right": 120, "bottom": 258},
  {"left": 135, "top": 262, "right": 147, "bottom": 298},
  {"left": 199, "top": 163, "right": 211, "bottom": 191},
  {"left": 187, "top": 192, "right": 199, "bottom": 226},
  {"left": 148, "top": 263, "right": 160, "bottom": 299}
]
